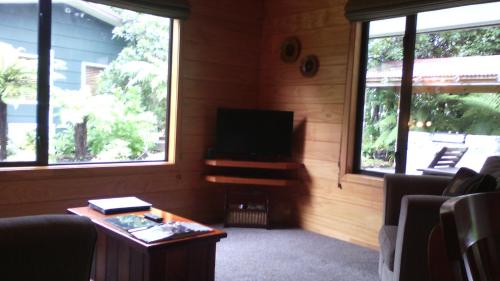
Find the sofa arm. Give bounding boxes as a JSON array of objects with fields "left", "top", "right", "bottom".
[
  {"left": 384, "top": 174, "right": 450, "bottom": 225},
  {"left": 393, "top": 195, "right": 450, "bottom": 281}
]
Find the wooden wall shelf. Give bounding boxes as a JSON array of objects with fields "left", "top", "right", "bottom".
[
  {"left": 204, "top": 158, "right": 300, "bottom": 228},
  {"left": 205, "top": 159, "right": 301, "bottom": 170},
  {"left": 205, "top": 175, "right": 296, "bottom": 187}
]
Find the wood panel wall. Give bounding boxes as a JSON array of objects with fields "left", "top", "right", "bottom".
[
  {"left": 258, "top": 0, "right": 383, "bottom": 249},
  {"left": 0, "top": 0, "right": 387, "bottom": 249},
  {"left": 0, "top": 0, "right": 263, "bottom": 223}
]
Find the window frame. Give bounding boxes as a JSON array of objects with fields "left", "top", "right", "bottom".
[
  {"left": 81, "top": 62, "right": 107, "bottom": 93},
  {"left": 352, "top": 14, "right": 427, "bottom": 176},
  {"left": 354, "top": 16, "right": 420, "bottom": 176},
  {"left": 0, "top": 0, "right": 178, "bottom": 167},
  {"left": 353, "top": 5, "right": 500, "bottom": 176}
]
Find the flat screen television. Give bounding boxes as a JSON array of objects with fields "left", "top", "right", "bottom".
[{"left": 215, "top": 108, "right": 294, "bottom": 160}]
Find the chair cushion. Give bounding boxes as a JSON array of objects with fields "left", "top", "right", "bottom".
[
  {"left": 480, "top": 156, "right": 500, "bottom": 189},
  {"left": 442, "top": 167, "right": 497, "bottom": 196},
  {"left": 379, "top": 225, "right": 398, "bottom": 271},
  {"left": 0, "top": 215, "right": 96, "bottom": 281}
]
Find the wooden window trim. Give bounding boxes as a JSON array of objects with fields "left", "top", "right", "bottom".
[
  {"left": 0, "top": 20, "right": 181, "bottom": 172},
  {"left": 167, "top": 19, "right": 181, "bottom": 164},
  {"left": 342, "top": 15, "right": 420, "bottom": 178},
  {"left": 0, "top": 161, "right": 178, "bottom": 181},
  {"left": 1, "top": 3, "right": 181, "bottom": 168},
  {"left": 339, "top": 22, "right": 362, "bottom": 181},
  {"left": 339, "top": 21, "right": 384, "bottom": 186}
]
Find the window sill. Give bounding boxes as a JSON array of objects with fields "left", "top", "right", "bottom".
[
  {"left": 340, "top": 173, "right": 384, "bottom": 188},
  {"left": 0, "top": 161, "right": 177, "bottom": 181}
]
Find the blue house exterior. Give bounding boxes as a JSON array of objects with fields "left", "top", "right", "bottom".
[{"left": 0, "top": 0, "right": 125, "bottom": 123}]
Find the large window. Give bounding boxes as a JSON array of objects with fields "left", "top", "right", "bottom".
[
  {"left": 0, "top": 0, "right": 176, "bottom": 166},
  {"left": 355, "top": 2, "right": 500, "bottom": 175}
]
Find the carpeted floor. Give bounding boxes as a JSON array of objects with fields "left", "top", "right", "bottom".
[{"left": 215, "top": 226, "right": 379, "bottom": 281}]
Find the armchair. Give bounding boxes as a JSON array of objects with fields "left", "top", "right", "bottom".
[
  {"left": 0, "top": 214, "right": 97, "bottom": 281},
  {"left": 379, "top": 174, "right": 451, "bottom": 281},
  {"left": 379, "top": 155, "right": 500, "bottom": 281}
]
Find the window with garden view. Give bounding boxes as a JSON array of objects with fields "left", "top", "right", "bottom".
[
  {"left": 0, "top": 0, "right": 173, "bottom": 165},
  {"left": 356, "top": 2, "right": 500, "bottom": 175}
]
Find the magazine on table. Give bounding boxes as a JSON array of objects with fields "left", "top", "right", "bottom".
[
  {"left": 130, "top": 221, "right": 213, "bottom": 243},
  {"left": 105, "top": 214, "right": 213, "bottom": 243},
  {"left": 105, "top": 214, "right": 161, "bottom": 233}
]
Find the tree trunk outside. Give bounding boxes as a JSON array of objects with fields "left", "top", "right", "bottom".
[
  {"left": 372, "top": 104, "right": 380, "bottom": 122},
  {"left": 0, "top": 100, "right": 7, "bottom": 161},
  {"left": 74, "top": 116, "right": 88, "bottom": 161}
]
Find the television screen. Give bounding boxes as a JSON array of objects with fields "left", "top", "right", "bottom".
[{"left": 215, "top": 108, "right": 294, "bottom": 159}]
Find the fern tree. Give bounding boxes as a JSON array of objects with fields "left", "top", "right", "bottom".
[
  {"left": 0, "top": 43, "right": 35, "bottom": 160},
  {"left": 52, "top": 11, "right": 167, "bottom": 162}
]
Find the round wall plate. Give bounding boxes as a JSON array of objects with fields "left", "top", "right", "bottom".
[
  {"left": 280, "top": 37, "right": 301, "bottom": 63},
  {"left": 300, "top": 55, "right": 319, "bottom": 77}
]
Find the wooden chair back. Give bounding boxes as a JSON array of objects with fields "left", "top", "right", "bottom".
[
  {"left": 440, "top": 192, "right": 500, "bottom": 281},
  {"left": 428, "top": 224, "right": 455, "bottom": 281},
  {"left": 428, "top": 147, "right": 468, "bottom": 168}
]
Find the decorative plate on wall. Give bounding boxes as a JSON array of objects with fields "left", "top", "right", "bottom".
[
  {"left": 300, "top": 55, "right": 319, "bottom": 77},
  {"left": 280, "top": 37, "right": 301, "bottom": 63}
]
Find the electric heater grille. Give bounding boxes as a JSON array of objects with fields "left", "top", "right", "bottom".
[{"left": 226, "top": 209, "right": 267, "bottom": 226}]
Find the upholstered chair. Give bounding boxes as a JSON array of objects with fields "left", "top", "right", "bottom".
[
  {"left": 378, "top": 156, "right": 500, "bottom": 281},
  {"left": 0, "top": 214, "right": 97, "bottom": 281}
]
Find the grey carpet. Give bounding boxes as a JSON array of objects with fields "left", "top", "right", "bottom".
[{"left": 215, "top": 227, "right": 379, "bottom": 281}]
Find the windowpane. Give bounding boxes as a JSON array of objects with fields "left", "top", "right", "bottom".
[
  {"left": 359, "top": 18, "right": 405, "bottom": 174},
  {"left": 49, "top": 1, "right": 171, "bottom": 164},
  {"left": 406, "top": 4, "right": 500, "bottom": 174},
  {"left": 0, "top": 3, "right": 38, "bottom": 162}
]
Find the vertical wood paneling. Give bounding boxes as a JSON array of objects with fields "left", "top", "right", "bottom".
[
  {"left": 144, "top": 250, "right": 167, "bottom": 281},
  {"left": 129, "top": 249, "right": 144, "bottom": 281},
  {"left": 0, "top": 0, "right": 263, "bottom": 225},
  {"left": 259, "top": 0, "right": 383, "bottom": 248},
  {"left": 106, "top": 238, "right": 119, "bottom": 281},
  {"left": 174, "top": 0, "right": 263, "bottom": 223},
  {"left": 118, "top": 243, "right": 131, "bottom": 281},
  {"left": 0, "top": 0, "right": 385, "bottom": 249},
  {"left": 95, "top": 229, "right": 108, "bottom": 281}
]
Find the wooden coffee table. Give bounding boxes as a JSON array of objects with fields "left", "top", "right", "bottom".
[{"left": 68, "top": 206, "right": 226, "bottom": 281}]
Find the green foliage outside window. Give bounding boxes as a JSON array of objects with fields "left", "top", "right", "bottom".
[
  {"left": 0, "top": 43, "right": 36, "bottom": 160},
  {"left": 52, "top": 11, "right": 170, "bottom": 162},
  {"left": 362, "top": 26, "right": 500, "bottom": 167}
]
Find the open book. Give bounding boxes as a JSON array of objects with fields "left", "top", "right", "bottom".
[{"left": 130, "top": 221, "right": 213, "bottom": 243}]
